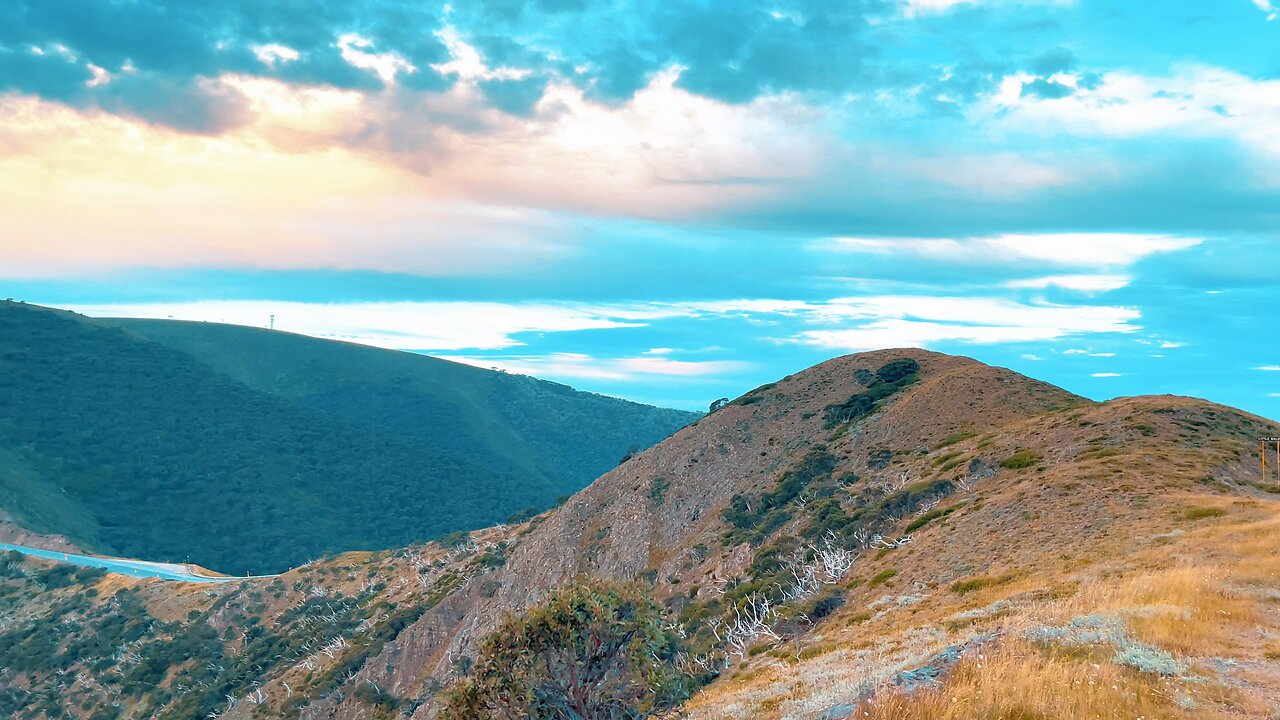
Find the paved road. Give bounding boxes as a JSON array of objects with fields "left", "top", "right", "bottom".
[{"left": 0, "top": 542, "right": 277, "bottom": 583}]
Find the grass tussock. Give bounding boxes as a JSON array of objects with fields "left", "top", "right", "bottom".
[
  {"left": 1183, "top": 506, "right": 1225, "bottom": 521},
  {"left": 999, "top": 449, "right": 1042, "bottom": 470},
  {"left": 949, "top": 573, "right": 1015, "bottom": 596}
]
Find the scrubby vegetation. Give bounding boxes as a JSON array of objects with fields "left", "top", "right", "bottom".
[
  {"left": 722, "top": 447, "right": 841, "bottom": 545},
  {"left": 0, "top": 535, "right": 508, "bottom": 719},
  {"left": 823, "top": 359, "right": 920, "bottom": 427},
  {"left": 441, "top": 579, "right": 692, "bottom": 720},
  {"left": 999, "top": 448, "right": 1042, "bottom": 469}
]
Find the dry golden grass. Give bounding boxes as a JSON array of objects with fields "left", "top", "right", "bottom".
[
  {"left": 854, "top": 641, "right": 1176, "bottom": 720},
  {"left": 683, "top": 499, "right": 1280, "bottom": 720},
  {"left": 1044, "top": 565, "right": 1256, "bottom": 656}
]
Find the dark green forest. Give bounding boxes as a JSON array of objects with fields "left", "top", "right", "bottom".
[{"left": 0, "top": 302, "right": 695, "bottom": 574}]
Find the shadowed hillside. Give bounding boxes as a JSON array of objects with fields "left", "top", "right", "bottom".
[
  {"left": 3, "top": 349, "right": 1279, "bottom": 720},
  {"left": 0, "top": 301, "right": 695, "bottom": 574}
]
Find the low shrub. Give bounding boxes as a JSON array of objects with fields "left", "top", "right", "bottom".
[
  {"left": 1000, "top": 449, "right": 1042, "bottom": 470},
  {"left": 869, "top": 569, "right": 898, "bottom": 587}
]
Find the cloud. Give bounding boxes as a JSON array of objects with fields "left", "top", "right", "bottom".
[
  {"left": 824, "top": 235, "right": 1201, "bottom": 268},
  {"left": 989, "top": 67, "right": 1280, "bottom": 162},
  {"left": 62, "top": 301, "right": 670, "bottom": 351},
  {"left": 1091, "top": 372, "right": 1122, "bottom": 377},
  {"left": 900, "top": 0, "right": 1072, "bottom": 16},
  {"left": 1020, "top": 77, "right": 1074, "bottom": 100},
  {"left": 1253, "top": 0, "right": 1278, "bottom": 21},
  {"left": 0, "top": 0, "right": 894, "bottom": 133},
  {"left": 1005, "top": 274, "right": 1130, "bottom": 291},
  {"left": 781, "top": 295, "right": 1140, "bottom": 351},
  {"left": 441, "top": 353, "right": 751, "bottom": 381},
  {"left": 901, "top": 0, "right": 974, "bottom": 15},
  {"left": 0, "top": 1, "right": 451, "bottom": 132},
  {"left": 1259, "top": 365, "right": 1280, "bottom": 372},
  {"left": 54, "top": 292, "right": 1143, "bottom": 359},
  {"left": 0, "top": 79, "right": 834, "bottom": 277}
]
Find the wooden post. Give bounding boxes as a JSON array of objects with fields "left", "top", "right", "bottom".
[{"left": 1263, "top": 438, "right": 1280, "bottom": 486}]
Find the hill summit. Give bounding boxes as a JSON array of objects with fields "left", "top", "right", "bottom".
[{"left": 2, "top": 348, "right": 1279, "bottom": 720}]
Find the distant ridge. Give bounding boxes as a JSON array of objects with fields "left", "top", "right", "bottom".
[{"left": 0, "top": 301, "right": 696, "bottom": 573}]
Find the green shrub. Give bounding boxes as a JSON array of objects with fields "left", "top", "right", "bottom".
[
  {"left": 795, "top": 586, "right": 846, "bottom": 621},
  {"left": 649, "top": 476, "right": 671, "bottom": 506},
  {"left": 440, "top": 579, "right": 691, "bottom": 720},
  {"left": 822, "top": 359, "right": 919, "bottom": 427},
  {"left": 723, "top": 447, "right": 837, "bottom": 545},
  {"left": 437, "top": 530, "right": 472, "bottom": 549},
  {"left": 1000, "top": 449, "right": 1042, "bottom": 470},
  {"left": 868, "top": 569, "right": 897, "bottom": 587},
  {"left": 933, "top": 432, "right": 977, "bottom": 450},
  {"left": 903, "top": 504, "right": 961, "bottom": 534}
]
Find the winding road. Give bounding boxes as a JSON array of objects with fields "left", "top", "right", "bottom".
[{"left": 0, "top": 542, "right": 279, "bottom": 583}]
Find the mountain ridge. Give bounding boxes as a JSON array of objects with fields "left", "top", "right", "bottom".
[{"left": 2, "top": 347, "right": 1279, "bottom": 719}]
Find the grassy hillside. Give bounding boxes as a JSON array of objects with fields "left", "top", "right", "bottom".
[
  {"left": 7, "top": 350, "right": 1279, "bottom": 720},
  {"left": 0, "top": 302, "right": 695, "bottom": 574}
]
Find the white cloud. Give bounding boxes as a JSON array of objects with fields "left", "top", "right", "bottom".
[
  {"left": 440, "top": 353, "right": 750, "bottom": 381},
  {"left": 253, "top": 44, "right": 300, "bottom": 67},
  {"left": 825, "top": 234, "right": 1200, "bottom": 268},
  {"left": 1092, "top": 372, "right": 1123, "bottom": 377},
  {"left": 787, "top": 295, "right": 1140, "bottom": 351},
  {"left": 901, "top": 0, "right": 1072, "bottom": 17},
  {"left": 1253, "top": 0, "right": 1278, "bottom": 21},
  {"left": 61, "top": 293, "right": 1143, "bottom": 362},
  {"left": 989, "top": 67, "right": 1280, "bottom": 162},
  {"left": 431, "top": 26, "right": 531, "bottom": 82},
  {"left": 336, "top": 33, "right": 414, "bottom": 83},
  {"left": 62, "top": 301, "right": 671, "bottom": 351},
  {"left": 1022, "top": 354, "right": 1044, "bottom": 361},
  {"left": 1006, "top": 274, "right": 1130, "bottom": 292},
  {"left": 1259, "top": 365, "right": 1280, "bottom": 372},
  {"left": 902, "top": 0, "right": 972, "bottom": 12},
  {"left": 1159, "top": 341, "right": 1184, "bottom": 349}
]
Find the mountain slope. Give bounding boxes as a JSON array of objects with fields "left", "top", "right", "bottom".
[
  {"left": 3, "top": 349, "right": 1279, "bottom": 720},
  {"left": 0, "top": 301, "right": 695, "bottom": 574},
  {"left": 100, "top": 316, "right": 692, "bottom": 490}
]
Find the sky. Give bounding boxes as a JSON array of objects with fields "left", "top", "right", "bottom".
[{"left": 1, "top": 1, "right": 1278, "bottom": 416}]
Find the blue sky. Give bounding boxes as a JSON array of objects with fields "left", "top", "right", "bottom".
[{"left": 1, "top": 0, "right": 1277, "bottom": 416}]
